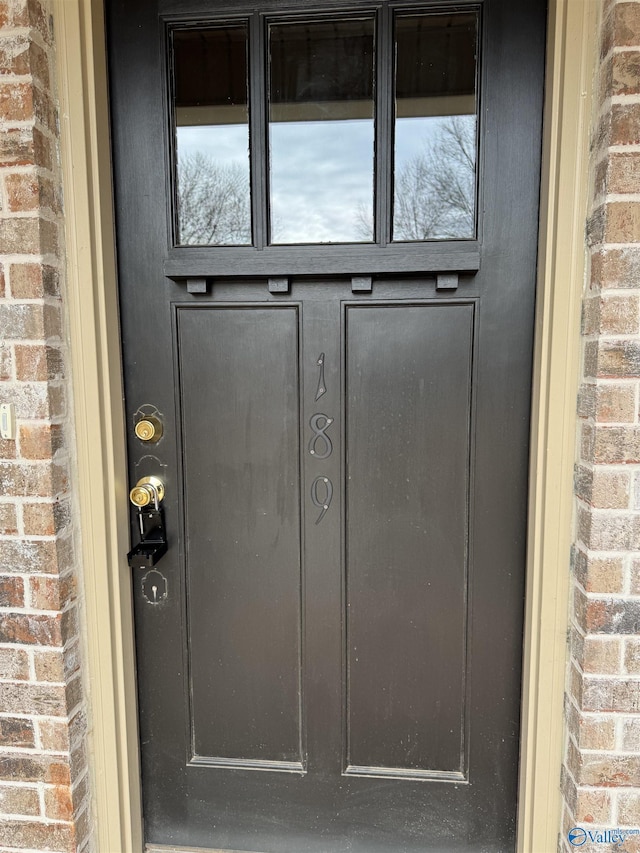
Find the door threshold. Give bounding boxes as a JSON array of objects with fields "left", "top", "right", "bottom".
[{"left": 147, "top": 846, "right": 264, "bottom": 853}]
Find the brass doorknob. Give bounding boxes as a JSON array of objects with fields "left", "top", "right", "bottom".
[
  {"left": 129, "top": 476, "right": 165, "bottom": 508},
  {"left": 135, "top": 416, "right": 163, "bottom": 443}
]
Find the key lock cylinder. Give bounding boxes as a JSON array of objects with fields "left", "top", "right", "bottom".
[{"left": 127, "top": 475, "right": 168, "bottom": 569}]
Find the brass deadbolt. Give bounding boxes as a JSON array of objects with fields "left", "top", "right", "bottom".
[
  {"left": 129, "top": 476, "right": 165, "bottom": 508},
  {"left": 135, "top": 416, "right": 163, "bottom": 443}
]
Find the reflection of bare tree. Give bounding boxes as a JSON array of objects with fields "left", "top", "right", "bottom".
[
  {"left": 177, "top": 152, "right": 251, "bottom": 245},
  {"left": 357, "top": 116, "right": 476, "bottom": 240},
  {"left": 395, "top": 116, "right": 475, "bottom": 240}
]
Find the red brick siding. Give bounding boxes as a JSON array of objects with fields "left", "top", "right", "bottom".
[
  {"left": 563, "top": 1, "right": 640, "bottom": 848},
  {"left": 0, "top": 0, "right": 91, "bottom": 850}
]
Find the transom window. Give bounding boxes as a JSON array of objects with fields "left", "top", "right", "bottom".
[{"left": 171, "top": 7, "right": 478, "bottom": 248}]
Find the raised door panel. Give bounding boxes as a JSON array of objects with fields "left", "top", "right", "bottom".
[
  {"left": 178, "top": 305, "right": 303, "bottom": 767},
  {"left": 345, "top": 302, "right": 474, "bottom": 779}
]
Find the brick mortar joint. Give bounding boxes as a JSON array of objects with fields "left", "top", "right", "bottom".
[
  {"left": 580, "top": 429, "right": 640, "bottom": 439},
  {"left": 571, "top": 745, "right": 640, "bottom": 757},
  {"left": 583, "top": 422, "right": 640, "bottom": 429},
  {"left": 0, "top": 71, "right": 49, "bottom": 92},
  {"left": 0, "top": 524, "right": 74, "bottom": 536},
  {"left": 1, "top": 162, "right": 60, "bottom": 179},
  {"left": 1, "top": 256, "right": 66, "bottom": 271},
  {"left": 0, "top": 251, "right": 62, "bottom": 264},
  {"left": 602, "top": 194, "right": 640, "bottom": 203},
  {"left": 578, "top": 421, "right": 639, "bottom": 430},
  {"left": 0, "top": 529, "right": 75, "bottom": 543},
  {"left": 0, "top": 296, "right": 65, "bottom": 307},
  {"left": 578, "top": 376, "right": 638, "bottom": 384},
  {"left": 0, "top": 635, "right": 82, "bottom": 651},
  {"left": 593, "top": 195, "right": 640, "bottom": 206},
  {"left": 591, "top": 240, "right": 640, "bottom": 249},
  {"left": 0, "top": 742, "right": 77, "bottom": 755},
  {"left": 0, "top": 207, "right": 62, "bottom": 224},
  {"left": 570, "top": 623, "right": 640, "bottom": 645},
  {"left": 612, "top": 93, "right": 640, "bottom": 106},
  {"left": 566, "top": 706, "right": 640, "bottom": 723},
  {"left": 0, "top": 22, "right": 52, "bottom": 53},
  {"left": 576, "top": 671, "right": 640, "bottom": 681},
  {"left": 607, "top": 144, "right": 640, "bottom": 154},
  {"left": 571, "top": 785, "right": 640, "bottom": 793},
  {"left": 0, "top": 804, "right": 79, "bottom": 823},
  {"left": 575, "top": 504, "right": 640, "bottom": 516},
  {"left": 0, "top": 777, "right": 89, "bottom": 792},
  {"left": 0, "top": 607, "right": 78, "bottom": 619},
  {"left": 580, "top": 332, "right": 640, "bottom": 341},
  {"left": 576, "top": 461, "right": 640, "bottom": 470},
  {"left": 0, "top": 456, "right": 72, "bottom": 466},
  {"left": 0, "top": 714, "right": 77, "bottom": 723},
  {"left": 582, "top": 334, "right": 640, "bottom": 343},
  {"left": 582, "top": 288, "right": 640, "bottom": 296},
  {"left": 573, "top": 576, "right": 640, "bottom": 600},
  {"left": 1, "top": 210, "right": 64, "bottom": 228}
]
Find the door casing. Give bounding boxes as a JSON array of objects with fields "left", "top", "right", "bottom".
[{"left": 51, "top": 0, "right": 599, "bottom": 850}]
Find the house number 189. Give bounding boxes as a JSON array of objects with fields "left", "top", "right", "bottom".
[{"left": 310, "top": 354, "right": 334, "bottom": 524}]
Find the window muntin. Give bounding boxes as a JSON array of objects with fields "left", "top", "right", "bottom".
[{"left": 169, "top": 8, "right": 479, "bottom": 249}]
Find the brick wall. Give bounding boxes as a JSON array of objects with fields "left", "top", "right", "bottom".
[
  {"left": 562, "top": 2, "right": 640, "bottom": 850},
  {"left": 0, "top": 0, "right": 91, "bottom": 850}
]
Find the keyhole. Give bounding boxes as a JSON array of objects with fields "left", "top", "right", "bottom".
[{"left": 142, "top": 570, "right": 167, "bottom": 605}]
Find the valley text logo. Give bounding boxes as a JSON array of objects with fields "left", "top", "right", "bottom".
[{"left": 568, "top": 827, "right": 640, "bottom": 846}]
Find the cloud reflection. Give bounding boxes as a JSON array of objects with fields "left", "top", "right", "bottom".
[
  {"left": 270, "top": 119, "right": 374, "bottom": 244},
  {"left": 176, "top": 115, "right": 475, "bottom": 246}
]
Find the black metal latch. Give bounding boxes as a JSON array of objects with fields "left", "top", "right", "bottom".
[{"left": 127, "top": 476, "right": 168, "bottom": 570}]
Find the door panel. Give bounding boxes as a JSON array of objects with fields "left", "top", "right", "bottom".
[
  {"left": 179, "top": 306, "right": 303, "bottom": 767},
  {"left": 345, "top": 302, "right": 473, "bottom": 779},
  {"left": 106, "top": 0, "right": 547, "bottom": 849}
]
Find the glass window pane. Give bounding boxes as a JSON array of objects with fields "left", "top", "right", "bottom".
[
  {"left": 393, "top": 14, "right": 478, "bottom": 242},
  {"left": 269, "top": 19, "right": 375, "bottom": 245},
  {"left": 173, "top": 27, "right": 251, "bottom": 246}
]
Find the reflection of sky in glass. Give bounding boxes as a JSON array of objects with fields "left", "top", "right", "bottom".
[
  {"left": 270, "top": 120, "right": 373, "bottom": 244},
  {"left": 177, "top": 124, "right": 250, "bottom": 170},
  {"left": 176, "top": 116, "right": 476, "bottom": 245},
  {"left": 395, "top": 117, "right": 438, "bottom": 164},
  {"left": 176, "top": 124, "right": 251, "bottom": 245},
  {"left": 394, "top": 114, "right": 476, "bottom": 241}
]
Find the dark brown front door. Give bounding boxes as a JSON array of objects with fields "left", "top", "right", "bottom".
[{"left": 106, "top": 1, "right": 546, "bottom": 850}]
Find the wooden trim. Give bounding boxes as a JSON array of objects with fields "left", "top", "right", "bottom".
[
  {"left": 53, "top": 0, "right": 143, "bottom": 850},
  {"left": 163, "top": 242, "right": 481, "bottom": 278},
  {"left": 51, "top": 0, "right": 599, "bottom": 849},
  {"left": 518, "top": 0, "right": 600, "bottom": 850}
]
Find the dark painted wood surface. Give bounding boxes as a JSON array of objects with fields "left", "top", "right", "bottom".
[
  {"left": 179, "top": 307, "right": 303, "bottom": 766},
  {"left": 106, "top": 0, "right": 547, "bottom": 850},
  {"left": 163, "top": 243, "right": 481, "bottom": 279},
  {"left": 345, "top": 303, "right": 473, "bottom": 779}
]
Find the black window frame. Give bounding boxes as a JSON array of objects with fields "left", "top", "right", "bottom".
[{"left": 163, "top": 0, "right": 483, "bottom": 281}]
